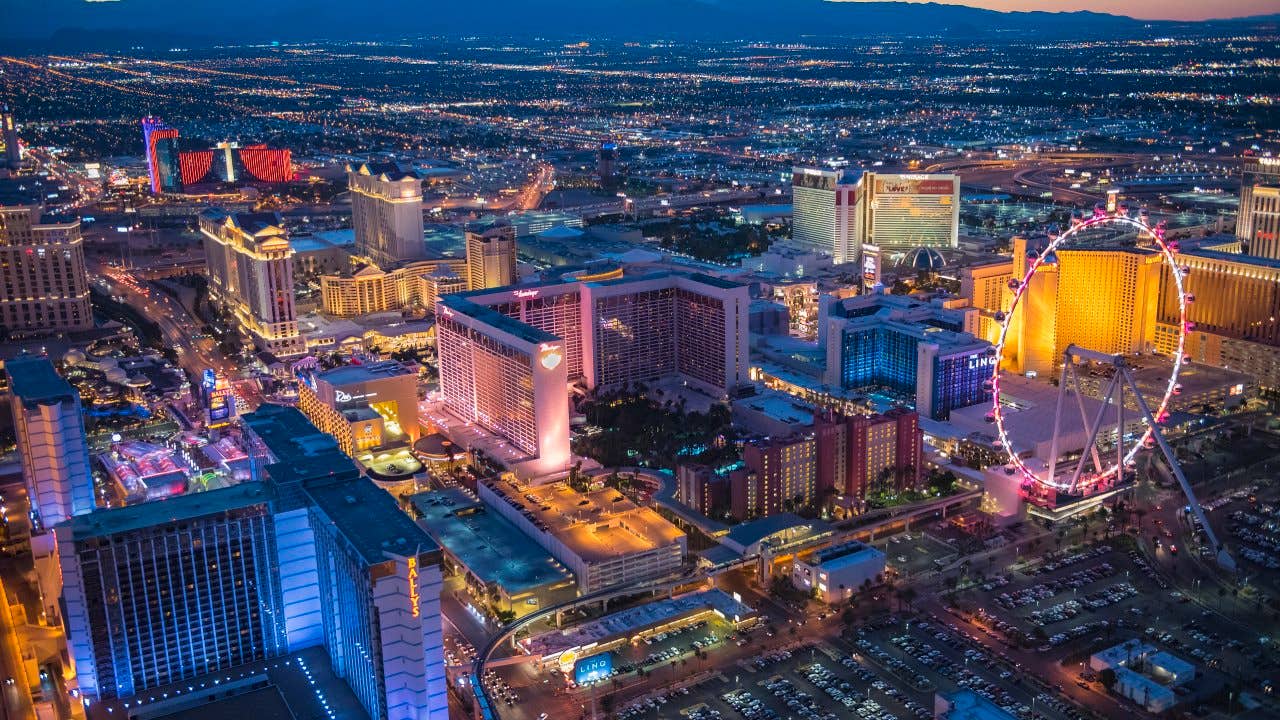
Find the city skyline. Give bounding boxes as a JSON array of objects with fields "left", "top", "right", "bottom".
[
  {"left": 0, "top": 10, "right": 1276, "bottom": 720},
  {"left": 2, "top": 0, "right": 1277, "bottom": 43}
]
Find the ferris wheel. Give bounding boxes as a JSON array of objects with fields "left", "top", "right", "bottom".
[{"left": 986, "top": 205, "right": 1234, "bottom": 570}]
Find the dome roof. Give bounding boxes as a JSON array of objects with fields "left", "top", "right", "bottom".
[{"left": 901, "top": 246, "right": 947, "bottom": 271}]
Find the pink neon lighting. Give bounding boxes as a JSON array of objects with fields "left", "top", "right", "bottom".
[{"left": 989, "top": 213, "right": 1186, "bottom": 504}]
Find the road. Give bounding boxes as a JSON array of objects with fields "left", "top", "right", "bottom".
[
  {"left": 91, "top": 260, "right": 234, "bottom": 379},
  {"left": 0, "top": 577, "right": 36, "bottom": 720}
]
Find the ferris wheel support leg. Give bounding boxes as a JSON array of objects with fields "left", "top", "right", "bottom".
[
  {"left": 1069, "top": 371, "right": 1121, "bottom": 495},
  {"left": 1066, "top": 361, "right": 1105, "bottom": 481},
  {"left": 1045, "top": 354, "right": 1072, "bottom": 482},
  {"left": 1121, "top": 369, "right": 1236, "bottom": 572}
]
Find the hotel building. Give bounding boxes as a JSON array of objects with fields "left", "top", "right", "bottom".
[
  {"left": 791, "top": 167, "right": 860, "bottom": 264},
  {"left": 348, "top": 161, "right": 426, "bottom": 269},
  {"left": 320, "top": 258, "right": 467, "bottom": 317},
  {"left": 478, "top": 476, "right": 685, "bottom": 592},
  {"left": 59, "top": 405, "right": 448, "bottom": 719},
  {"left": 822, "top": 290, "right": 991, "bottom": 420},
  {"left": 682, "top": 408, "right": 923, "bottom": 521},
  {"left": 199, "top": 209, "right": 306, "bottom": 357},
  {"left": 0, "top": 189, "right": 92, "bottom": 335},
  {"left": 1155, "top": 245, "right": 1280, "bottom": 391},
  {"left": 465, "top": 221, "right": 518, "bottom": 290},
  {"left": 849, "top": 172, "right": 959, "bottom": 251},
  {"left": 1237, "top": 158, "right": 1280, "bottom": 260},
  {"left": 297, "top": 359, "right": 421, "bottom": 457},
  {"left": 7, "top": 355, "right": 95, "bottom": 529},
  {"left": 436, "top": 271, "right": 750, "bottom": 476},
  {"left": 57, "top": 483, "right": 289, "bottom": 701}
]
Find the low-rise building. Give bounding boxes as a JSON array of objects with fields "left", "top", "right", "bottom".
[
  {"left": 412, "top": 488, "right": 577, "bottom": 619},
  {"left": 478, "top": 476, "right": 686, "bottom": 593},
  {"left": 791, "top": 540, "right": 886, "bottom": 604}
]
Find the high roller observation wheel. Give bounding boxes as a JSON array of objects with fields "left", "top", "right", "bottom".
[{"left": 989, "top": 209, "right": 1189, "bottom": 495}]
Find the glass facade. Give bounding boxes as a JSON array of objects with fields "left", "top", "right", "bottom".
[
  {"left": 838, "top": 327, "right": 918, "bottom": 392},
  {"left": 932, "top": 352, "right": 994, "bottom": 419},
  {"left": 69, "top": 503, "right": 286, "bottom": 700},
  {"left": 838, "top": 326, "right": 991, "bottom": 420}
]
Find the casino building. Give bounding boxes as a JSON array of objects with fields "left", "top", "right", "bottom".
[
  {"left": 822, "top": 289, "right": 992, "bottom": 420},
  {"left": 199, "top": 209, "right": 307, "bottom": 357},
  {"left": 435, "top": 271, "right": 750, "bottom": 477},
  {"left": 58, "top": 406, "right": 448, "bottom": 719},
  {"left": 849, "top": 172, "right": 959, "bottom": 251}
]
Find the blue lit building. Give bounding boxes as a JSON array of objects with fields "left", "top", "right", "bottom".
[
  {"left": 822, "top": 290, "right": 992, "bottom": 419},
  {"left": 58, "top": 406, "right": 449, "bottom": 719}
]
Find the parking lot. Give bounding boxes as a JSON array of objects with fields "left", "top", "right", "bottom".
[
  {"left": 947, "top": 534, "right": 1280, "bottom": 715},
  {"left": 615, "top": 640, "right": 933, "bottom": 720},
  {"left": 873, "top": 532, "right": 958, "bottom": 579},
  {"left": 613, "top": 606, "right": 1101, "bottom": 720}
]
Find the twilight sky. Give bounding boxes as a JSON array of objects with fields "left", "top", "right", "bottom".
[{"left": 843, "top": 0, "right": 1279, "bottom": 21}]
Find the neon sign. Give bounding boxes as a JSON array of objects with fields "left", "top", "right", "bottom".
[
  {"left": 408, "top": 556, "right": 420, "bottom": 618},
  {"left": 514, "top": 289, "right": 540, "bottom": 299},
  {"left": 539, "top": 343, "right": 563, "bottom": 370}
]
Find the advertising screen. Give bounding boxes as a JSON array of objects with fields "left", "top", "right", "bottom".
[{"left": 574, "top": 653, "right": 613, "bottom": 685}]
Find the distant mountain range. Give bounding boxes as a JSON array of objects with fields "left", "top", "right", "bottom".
[{"left": 2, "top": 0, "right": 1278, "bottom": 50}]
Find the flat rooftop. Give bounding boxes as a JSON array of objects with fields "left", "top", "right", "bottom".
[
  {"left": 520, "top": 588, "right": 754, "bottom": 659},
  {"left": 304, "top": 474, "right": 439, "bottom": 566},
  {"left": 88, "top": 646, "right": 368, "bottom": 720},
  {"left": 317, "top": 359, "right": 416, "bottom": 386},
  {"left": 484, "top": 478, "right": 685, "bottom": 564},
  {"left": 938, "top": 689, "right": 1018, "bottom": 720},
  {"left": 438, "top": 295, "right": 561, "bottom": 346},
  {"left": 241, "top": 405, "right": 359, "bottom": 486},
  {"left": 412, "top": 488, "right": 573, "bottom": 595},
  {"left": 63, "top": 482, "right": 269, "bottom": 540},
  {"left": 5, "top": 354, "right": 75, "bottom": 404},
  {"left": 810, "top": 540, "right": 885, "bottom": 571}
]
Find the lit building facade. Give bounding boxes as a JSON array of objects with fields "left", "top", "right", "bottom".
[
  {"left": 0, "top": 199, "right": 92, "bottom": 335},
  {"left": 297, "top": 360, "right": 421, "bottom": 456},
  {"left": 436, "top": 272, "right": 750, "bottom": 476},
  {"left": 305, "top": 477, "right": 447, "bottom": 720},
  {"left": 2, "top": 106, "right": 19, "bottom": 171},
  {"left": 999, "top": 239, "right": 1164, "bottom": 375},
  {"left": 243, "top": 405, "right": 446, "bottom": 719},
  {"left": 320, "top": 258, "right": 467, "bottom": 317},
  {"left": 436, "top": 295, "right": 571, "bottom": 478},
  {"left": 851, "top": 172, "right": 959, "bottom": 250},
  {"left": 731, "top": 435, "right": 818, "bottom": 521},
  {"left": 57, "top": 484, "right": 288, "bottom": 701},
  {"left": 791, "top": 167, "right": 859, "bottom": 264},
  {"left": 465, "top": 222, "right": 518, "bottom": 291},
  {"left": 59, "top": 405, "right": 448, "bottom": 717},
  {"left": 822, "top": 291, "right": 991, "bottom": 420},
  {"left": 7, "top": 355, "right": 95, "bottom": 530},
  {"left": 348, "top": 161, "right": 426, "bottom": 269},
  {"left": 199, "top": 209, "right": 306, "bottom": 356},
  {"left": 1237, "top": 158, "right": 1280, "bottom": 260},
  {"left": 1154, "top": 246, "right": 1280, "bottom": 392},
  {"left": 141, "top": 117, "right": 181, "bottom": 194},
  {"left": 1157, "top": 247, "right": 1280, "bottom": 349}
]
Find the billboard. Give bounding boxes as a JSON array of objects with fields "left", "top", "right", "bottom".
[
  {"left": 574, "top": 653, "right": 613, "bottom": 685},
  {"left": 874, "top": 177, "right": 955, "bottom": 196}
]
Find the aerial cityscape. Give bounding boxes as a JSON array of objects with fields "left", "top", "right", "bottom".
[{"left": 0, "top": 2, "right": 1278, "bottom": 720}]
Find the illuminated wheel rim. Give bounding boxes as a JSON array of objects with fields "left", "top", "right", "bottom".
[{"left": 990, "top": 211, "right": 1187, "bottom": 496}]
